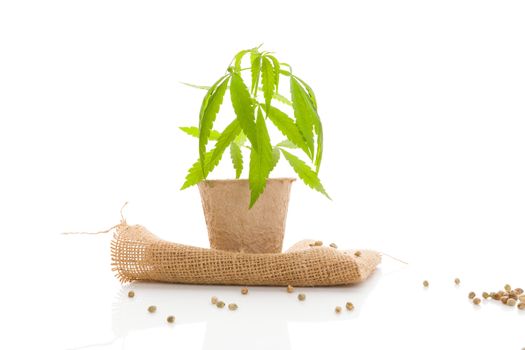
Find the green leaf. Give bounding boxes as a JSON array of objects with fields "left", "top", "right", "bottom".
[
  {"left": 250, "top": 52, "right": 261, "bottom": 95},
  {"left": 267, "top": 106, "right": 311, "bottom": 158},
  {"left": 180, "top": 82, "right": 211, "bottom": 90},
  {"left": 230, "top": 142, "right": 243, "bottom": 179},
  {"left": 234, "top": 49, "right": 250, "bottom": 73},
  {"left": 269, "top": 146, "right": 280, "bottom": 172},
  {"left": 280, "top": 149, "right": 330, "bottom": 199},
  {"left": 235, "top": 131, "right": 247, "bottom": 146},
  {"left": 180, "top": 126, "right": 221, "bottom": 141},
  {"left": 293, "top": 76, "right": 317, "bottom": 109},
  {"left": 290, "top": 76, "right": 316, "bottom": 156},
  {"left": 198, "top": 74, "right": 229, "bottom": 124},
  {"left": 261, "top": 56, "right": 275, "bottom": 110},
  {"left": 276, "top": 140, "right": 297, "bottom": 149},
  {"left": 180, "top": 151, "right": 211, "bottom": 190},
  {"left": 267, "top": 55, "right": 280, "bottom": 94},
  {"left": 248, "top": 108, "right": 274, "bottom": 208},
  {"left": 181, "top": 120, "right": 242, "bottom": 189},
  {"left": 294, "top": 76, "right": 323, "bottom": 172},
  {"left": 230, "top": 72, "right": 258, "bottom": 150},
  {"left": 199, "top": 76, "right": 230, "bottom": 173},
  {"left": 206, "top": 118, "right": 242, "bottom": 177}
]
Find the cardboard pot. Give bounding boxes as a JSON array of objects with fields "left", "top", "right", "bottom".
[{"left": 198, "top": 178, "right": 295, "bottom": 254}]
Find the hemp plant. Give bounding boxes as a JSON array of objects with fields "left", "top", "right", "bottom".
[{"left": 180, "top": 45, "right": 329, "bottom": 207}]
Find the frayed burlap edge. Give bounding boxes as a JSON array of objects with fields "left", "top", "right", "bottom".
[{"left": 111, "top": 221, "right": 381, "bottom": 287}]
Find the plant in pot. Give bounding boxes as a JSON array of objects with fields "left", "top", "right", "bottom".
[{"left": 180, "top": 45, "right": 329, "bottom": 254}]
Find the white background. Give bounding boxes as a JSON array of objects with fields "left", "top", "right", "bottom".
[{"left": 1, "top": 0, "right": 524, "bottom": 349}]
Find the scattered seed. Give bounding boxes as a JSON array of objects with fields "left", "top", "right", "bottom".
[
  {"left": 482, "top": 292, "right": 490, "bottom": 299},
  {"left": 354, "top": 251, "right": 362, "bottom": 257},
  {"left": 228, "top": 303, "right": 238, "bottom": 311},
  {"left": 507, "top": 299, "right": 517, "bottom": 307},
  {"left": 504, "top": 284, "right": 512, "bottom": 292},
  {"left": 216, "top": 301, "right": 225, "bottom": 308},
  {"left": 473, "top": 298, "right": 481, "bottom": 305},
  {"left": 298, "top": 293, "right": 306, "bottom": 301},
  {"left": 147, "top": 305, "right": 157, "bottom": 313},
  {"left": 520, "top": 295, "right": 525, "bottom": 302},
  {"left": 501, "top": 296, "right": 509, "bottom": 305},
  {"left": 335, "top": 306, "right": 342, "bottom": 313},
  {"left": 518, "top": 303, "right": 525, "bottom": 310},
  {"left": 329, "top": 243, "right": 338, "bottom": 249},
  {"left": 128, "top": 291, "right": 135, "bottom": 298},
  {"left": 423, "top": 280, "right": 429, "bottom": 288},
  {"left": 241, "top": 287, "right": 249, "bottom": 295},
  {"left": 315, "top": 240, "right": 323, "bottom": 246},
  {"left": 493, "top": 292, "right": 502, "bottom": 301},
  {"left": 514, "top": 288, "right": 523, "bottom": 295},
  {"left": 166, "top": 315, "right": 175, "bottom": 323},
  {"left": 468, "top": 292, "right": 476, "bottom": 299},
  {"left": 454, "top": 278, "right": 461, "bottom": 285},
  {"left": 211, "top": 296, "right": 218, "bottom": 305},
  {"left": 287, "top": 285, "right": 294, "bottom": 293},
  {"left": 346, "top": 302, "right": 354, "bottom": 311}
]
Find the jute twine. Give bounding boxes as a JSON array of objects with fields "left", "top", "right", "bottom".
[{"left": 110, "top": 222, "right": 381, "bottom": 287}]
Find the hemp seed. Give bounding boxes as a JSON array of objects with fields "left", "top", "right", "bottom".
[
  {"left": 468, "top": 292, "right": 476, "bottom": 299},
  {"left": 473, "top": 298, "right": 481, "bottom": 305},
  {"left": 507, "top": 298, "right": 516, "bottom": 307},
  {"left": 228, "top": 303, "right": 238, "bottom": 311},
  {"left": 354, "top": 251, "right": 362, "bottom": 257},
  {"left": 454, "top": 278, "right": 461, "bottom": 285},
  {"left": 211, "top": 296, "right": 218, "bottom": 305},
  {"left": 166, "top": 315, "right": 175, "bottom": 323},
  {"left": 241, "top": 287, "right": 249, "bottom": 295},
  {"left": 147, "top": 305, "right": 157, "bottom": 313},
  {"left": 329, "top": 243, "right": 338, "bottom": 249},
  {"left": 518, "top": 303, "right": 525, "bottom": 310},
  {"left": 504, "top": 284, "right": 512, "bottom": 292},
  {"left": 482, "top": 292, "right": 490, "bottom": 299},
  {"left": 423, "top": 280, "right": 429, "bottom": 288},
  {"left": 335, "top": 306, "right": 342, "bottom": 313},
  {"left": 346, "top": 302, "right": 354, "bottom": 311},
  {"left": 216, "top": 301, "right": 225, "bottom": 308},
  {"left": 287, "top": 285, "right": 294, "bottom": 293},
  {"left": 298, "top": 293, "right": 306, "bottom": 301},
  {"left": 128, "top": 291, "right": 135, "bottom": 298}
]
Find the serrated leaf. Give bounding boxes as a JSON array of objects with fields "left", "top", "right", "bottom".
[
  {"left": 267, "top": 55, "right": 280, "bottom": 94},
  {"left": 235, "top": 131, "right": 247, "bottom": 146},
  {"left": 248, "top": 108, "right": 274, "bottom": 208},
  {"left": 180, "top": 126, "right": 221, "bottom": 140},
  {"left": 293, "top": 76, "right": 318, "bottom": 109},
  {"left": 261, "top": 56, "right": 275, "bottom": 110},
  {"left": 199, "top": 74, "right": 229, "bottom": 124},
  {"left": 199, "top": 76, "right": 230, "bottom": 173},
  {"left": 269, "top": 146, "right": 280, "bottom": 172},
  {"left": 294, "top": 76, "right": 323, "bottom": 172},
  {"left": 234, "top": 49, "right": 250, "bottom": 73},
  {"left": 181, "top": 120, "right": 242, "bottom": 188},
  {"left": 250, "top": 52, "right": 261, "bottom": 95},
  {"left": 206, "top": 118, "right": 242, "bottom": 177},
  {"left": 267, "top": 106, "right": 311, "bottom": 158},
  {"left": 180, "top": 151, "right": 211, "bottom": 190},
  {"left": 276, "top": 140, "right": 297, "bottom": 149},
  {"left": 230, "top": 142, "right": 243, "bottom": 179},
  {"left": 230, "top": 72, "right": 258, "bottom": 150},
  {"left": 280, "top": 149, "right": 330, "bottom": 199},
  {"left": 290, "top": 76, "right": 316, "bottom": 157}
]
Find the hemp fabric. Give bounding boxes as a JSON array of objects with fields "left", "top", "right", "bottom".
[{"left": 111, "top": 222, "right": 381, "bottom": 286}]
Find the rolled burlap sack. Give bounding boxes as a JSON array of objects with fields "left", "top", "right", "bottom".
[{"left": 111, "top": 221, "right": 381, "bottom": 287}]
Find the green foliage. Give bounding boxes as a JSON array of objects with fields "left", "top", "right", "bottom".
[{"left": 180, "top": 46, "right": 328, "bottom": 207}]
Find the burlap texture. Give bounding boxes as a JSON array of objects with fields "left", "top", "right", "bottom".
[{"left": 111, "top": 222, "right": 381, "bottom": 287}]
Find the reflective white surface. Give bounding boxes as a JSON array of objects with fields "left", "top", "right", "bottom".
[{"left": 4, "top": 234, "right": 523, "bottom": 350}]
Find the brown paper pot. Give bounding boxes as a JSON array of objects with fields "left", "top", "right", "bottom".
[{"left": 198, "top": 178, "right": 295, "bottom": 254}]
